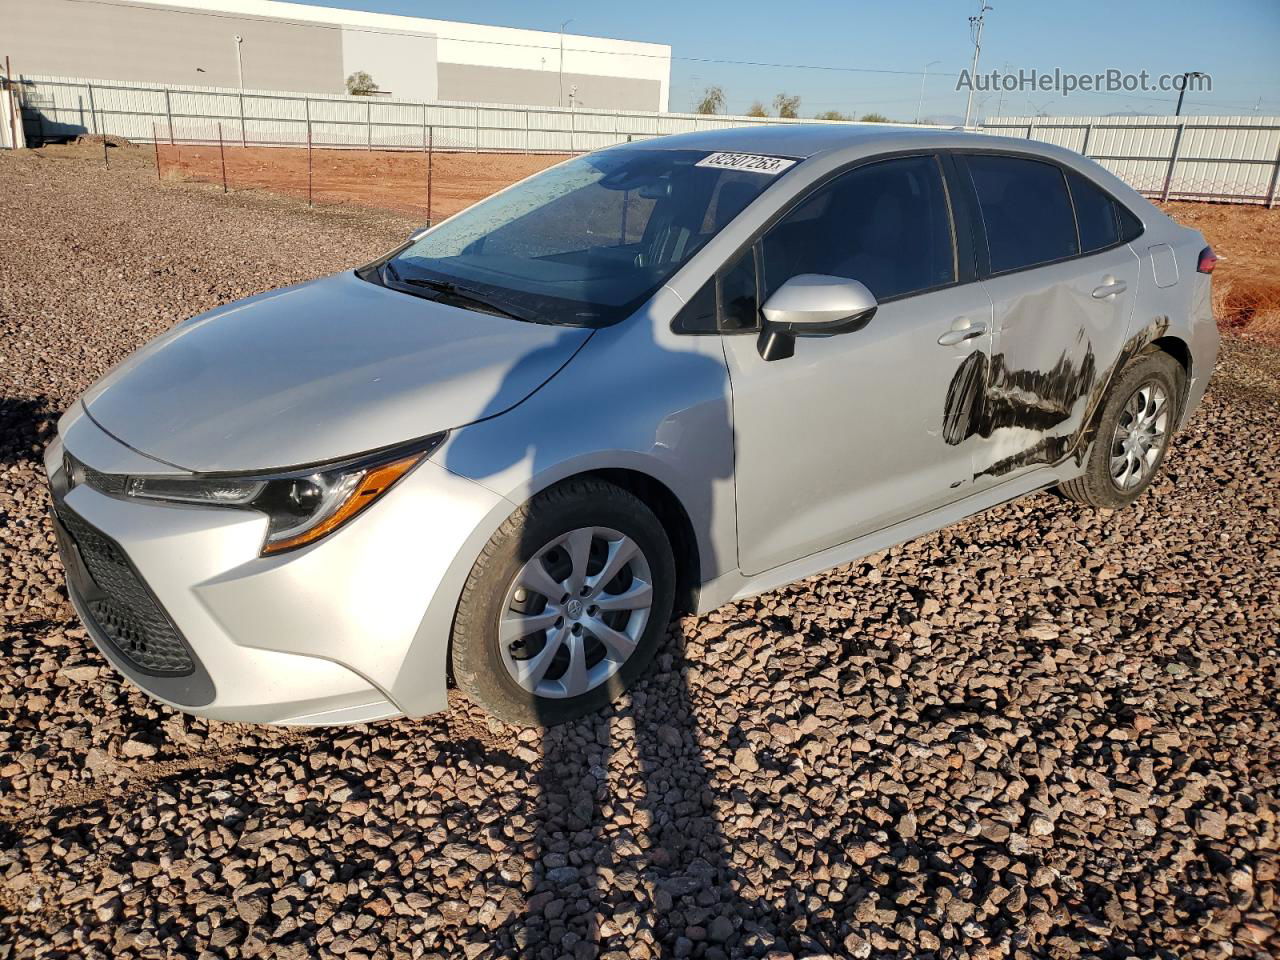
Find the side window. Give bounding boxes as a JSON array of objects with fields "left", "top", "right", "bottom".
[
  {"left": 671, "top": 277, "right": 717, "bottom": 334},
  {"left": 719, "top": 247, "right": 758, "bottom": 331},
  {"left": 760, "top": 155, "right": 955, "bottom": 303},
  {"left": 1066, "top": 170, "right": 1120, "bottom": 253},
  {"left": 1116, "top": 202, "right": 1144, "bottom": 243},
  {"left": 966, "top": 155, "right": 1079, "bottom": 273}
]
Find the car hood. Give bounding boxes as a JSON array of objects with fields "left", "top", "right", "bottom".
[{"left": 82, "top": 271, "right": 591, "bottom": 473}]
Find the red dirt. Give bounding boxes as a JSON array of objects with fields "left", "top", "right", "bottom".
[
  {"left": 155, "top": 144, "right": 566, "bottom": 222},
  {"left": 1161, "top": 201, "right": 1280, "bottom": 345}
]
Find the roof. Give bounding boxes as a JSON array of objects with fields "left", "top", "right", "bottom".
[{"left": 623, "top": 122, "right": 1075, "bottom": 163}]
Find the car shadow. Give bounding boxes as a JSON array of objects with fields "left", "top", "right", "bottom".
[
  {"left": 0, "top": 395, "right": 58, "bottom": 468},
  {"left": 442, "top": 309, "right": 817, "bottom": 955}
]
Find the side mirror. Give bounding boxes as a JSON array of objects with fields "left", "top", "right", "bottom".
[{"left": 756, "top": 274, "right": 878, "bottom": 362}]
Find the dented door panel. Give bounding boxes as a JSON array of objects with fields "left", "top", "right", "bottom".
[{"left": 955, "top": 245, "right": 1141, "bottom": 485}]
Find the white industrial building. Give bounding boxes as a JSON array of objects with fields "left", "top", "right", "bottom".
[{"left": 4, "top": 0, "right": 672, "bottom": 111}]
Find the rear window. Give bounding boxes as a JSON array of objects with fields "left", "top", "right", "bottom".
[
  {"left": 966, "top": 155, "right": 1079, "bottom": 273},
  {"left": 1066, "top": 170, "right": 1121, "bottom": 253}
]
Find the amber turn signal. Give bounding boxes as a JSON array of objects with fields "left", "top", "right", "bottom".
[{"left": 260, "top": 454, "right": 422, "bottom": 555}]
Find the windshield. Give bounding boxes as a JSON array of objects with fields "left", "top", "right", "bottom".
[{"left": 380, "top": 148, "right": 795, "bottom": 326}]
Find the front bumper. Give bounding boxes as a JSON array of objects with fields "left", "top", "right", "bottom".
[{"left": 46, "top": 409, "right": 511, "bottom": 725}]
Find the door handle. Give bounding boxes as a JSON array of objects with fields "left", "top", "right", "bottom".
[
  {"left": 937, "top": 319, "right": 988, "bottom": 346},
  {"left": 1092, "top": 279, "right": 1128, "bottom": 299}
]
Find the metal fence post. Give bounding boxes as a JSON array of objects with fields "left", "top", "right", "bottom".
[
  {"left": 218, "top": 121, "right": 227, "bottom": 192},
  {"left": 1080, "top": 122, "right": 1093, "bottom": 158},
  {"left": 426, "top": 124, "right": 434, "bottom": 225},
  {"left": 87, "top": 81, "right": 98, "bottom": 135},
  {"left": 1265, "top": 139, "right": 1280, "bottom": 210},
  {"left": 153, "top": 121, "right": 161, "bottom": 179},
  {"left": 367, "top": 99, "right": 372, "bottom": 150},
  {"left": 164, "top": 88, "right": 174, "bottom": 144},
  {"left": 307, "top": 122, "right": 313, "bottom": 206},
  {"left": 1027, "top": 120, "right": 1036, "bottom": 141},
  {"left": 525, "top": 108, "right": 531, "bottom": 154},
  {"left": 238, "top": 90, "right": 246, "bottom": 147},
  {"left": 1162, "top": 121, "right": 1186, "bottom": 203}
]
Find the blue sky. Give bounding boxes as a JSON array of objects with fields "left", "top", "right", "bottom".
[{"left": 296, "top": 0, "right": 1280, "bottom": 119}]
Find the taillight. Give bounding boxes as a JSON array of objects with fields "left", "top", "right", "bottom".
[{"left": 1197, "top": 245, "right": 1218, "bottom": 274}]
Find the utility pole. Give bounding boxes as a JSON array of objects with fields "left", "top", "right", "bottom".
[
  {"left": 559, "top": 19, "right": 573, "bottom": 108},
  {"left": 234, "top": 34, "right": 244, "bottom": 90},
  {"left": 1174, "top": 71, "right": 1204, "bottom": 116},
  {"left": 916, "top": 60, "right": 941, "bottom": 124},
  {"left": 963, "top": 1, "right": 993, "bottom": 128}
]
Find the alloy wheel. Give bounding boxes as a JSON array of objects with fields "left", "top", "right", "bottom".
[
  {"left": 498, "top": 527, "right": 654, "bottom": 699},
  {"left": 1109, "top": 379, "right": 1170, "bottom": 491}
]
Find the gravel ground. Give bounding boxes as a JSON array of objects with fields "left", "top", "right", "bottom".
[{"left": 1, "top": 146, "right": 1278, "bottom": 960}]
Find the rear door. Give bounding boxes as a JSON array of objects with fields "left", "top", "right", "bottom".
[{"left": 952, "top": 153, "right": 1139, "bottom": 485}]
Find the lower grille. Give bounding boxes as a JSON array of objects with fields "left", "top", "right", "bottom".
[{"left": 57, "top": 509, "right": 195, "bottom": 676}]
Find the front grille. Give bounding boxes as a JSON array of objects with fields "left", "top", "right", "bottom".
[
  {"left": 58, "top": 509, "right": 194, "bottom": 676},
  {"left": 82, "top": 463, "right": 127, "bottom": 496},
  {"left": 64, "top": 453, "right": 128, "bottom": 496}
]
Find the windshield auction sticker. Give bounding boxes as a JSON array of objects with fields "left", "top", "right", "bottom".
[{"left": 695, "top": 152, "right": 797, "bottom": 175}]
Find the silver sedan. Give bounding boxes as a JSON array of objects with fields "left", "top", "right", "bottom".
[{"left": 46, "top": 124, "right": 1218, "bottom": 726}]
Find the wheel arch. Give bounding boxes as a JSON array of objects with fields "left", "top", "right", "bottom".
[{"left": 572, "top": 467, "right": 702, "bottom": 616}]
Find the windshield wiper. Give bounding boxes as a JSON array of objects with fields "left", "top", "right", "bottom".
[{"left": 392, "top": 275, "right": 539, "bottom": 323}]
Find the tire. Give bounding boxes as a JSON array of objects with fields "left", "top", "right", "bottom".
[
  {"left": 451, "top": 478, "right": 676, "bottom": 726},
  {"left": 1059, "top": 350, "right": 1184, "bottom": 509}
]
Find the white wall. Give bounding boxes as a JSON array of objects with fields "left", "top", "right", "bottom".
[
  {"left": 128, "top": 0, "right": 672, "bottom": 110},
  {"left": 339, "top": 25, "right": 437, "bottom": 102}
]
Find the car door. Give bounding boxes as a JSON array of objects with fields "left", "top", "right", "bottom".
[
  {"left": 952, "top": 154, "right": 1141, "bottom": 485},
  {"left": 717, "top": 153, "right": 996, "bottom": 576}
]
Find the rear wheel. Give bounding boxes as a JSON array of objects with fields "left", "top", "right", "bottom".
[
  {"left": 1059, "top": 351, "right": 1183, "bottom": 509},
  {"left": 452, "top": 479, "right": 675, "bottom": 726}
]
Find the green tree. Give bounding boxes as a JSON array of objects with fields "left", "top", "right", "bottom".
[
  {"left": 694, "top": 85, "right": 726, "bottom": 115},
  {"left": 346, "top": 71, "right": 380, "bottom": 96},
  {"left": 773, "top": 93, "right": 801, "bottom": 119},
  {"left": 815, "top": 110, "right": 853, "bottom": 121},
  {"left": 859, "top": 112, "right": 891, "bottom": 123},
  {"left": 746, "top": 101, "right": 769, "bottom": 117}
]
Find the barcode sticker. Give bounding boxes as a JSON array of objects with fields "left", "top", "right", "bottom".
[{"left": 695, "top": 152, "right": 797, "bottom": 175}]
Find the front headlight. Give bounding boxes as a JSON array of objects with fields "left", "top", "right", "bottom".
[{"left": 122, "top": 435, "right": 444, "bottom": 555}]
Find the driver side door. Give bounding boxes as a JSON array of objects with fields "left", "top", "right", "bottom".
[{"left": 720, "top": 154, "right": 995, "bottom": 575}]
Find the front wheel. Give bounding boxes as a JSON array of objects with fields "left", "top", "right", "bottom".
[
  {"left": 451, "top": 479, "right": 676, "bottom": 726},
  {"left": 1059, "top": 351, "right": 1183, "bottom": 509}
]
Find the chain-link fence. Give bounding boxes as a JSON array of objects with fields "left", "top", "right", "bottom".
[{"left": 149, "top": 121, "right": 578, "bottom": 224}]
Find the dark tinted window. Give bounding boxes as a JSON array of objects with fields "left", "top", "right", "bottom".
[
  {"left": 761, "top": 155, "right": 955, "bottom": 302},
  {"left": 1067, "top": 171, "right": 1120, "bottom": 252},
  {"left": 1117, "top": 202, "right": 1144, "bottom": 242},
  {"left": 720, "top": 248, "right": 758, "bottom": 330},
  {"left": 966, "top": 155, "right": 1079, "bottom": 273}
]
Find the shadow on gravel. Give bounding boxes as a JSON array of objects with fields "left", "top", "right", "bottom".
[
  {"left": 440, "top": 299, "right": 810, "bottom": 954},
  {"left": 0, "top": 395, "right": 58, "bottom": 467},
  {"left": 510, "top": 630, "right": 789, "bottom": 959}
]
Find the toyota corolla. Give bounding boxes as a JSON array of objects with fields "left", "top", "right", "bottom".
[{"left": 46, "top": 125, "right": 1218, "bottom": 726}]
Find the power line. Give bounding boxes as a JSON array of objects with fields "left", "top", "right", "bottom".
[{"left": 60, "top": 0, "right": 956, "bottom": 77}]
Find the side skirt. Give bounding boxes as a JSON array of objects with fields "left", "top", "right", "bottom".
[{"left": 694, "top": 466, "right": 1071, "bottom": 614}]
